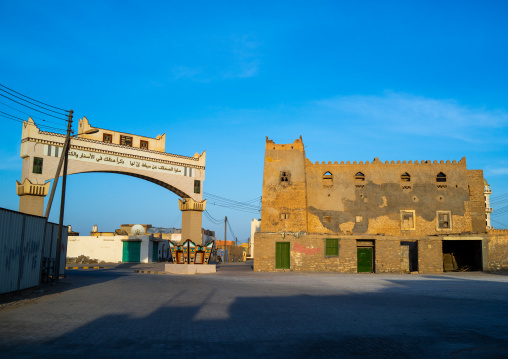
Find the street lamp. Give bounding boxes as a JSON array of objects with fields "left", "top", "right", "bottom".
[{"left": 46, "top": 113, "right": 99, "bottom": 281}]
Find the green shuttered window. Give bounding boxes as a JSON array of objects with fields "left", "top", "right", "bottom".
[
  {"left": 33, "top": 157, "right": 43, "bottom": 174},
  {"left": 325, "top": 238, "right": 338, "bottom": 256}
]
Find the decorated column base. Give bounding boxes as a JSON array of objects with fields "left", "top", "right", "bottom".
[
  {"left": 17, "top": 179, "right": 50, "bottom": 217},
  {"left": 179, "top": 198, "right": 206, "bottom": 245}
]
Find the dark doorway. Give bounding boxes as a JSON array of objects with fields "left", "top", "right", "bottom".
[
  {"left": 401, "top": 241, "right": 418, "bottom": 272},
  {"left": 442, "top": 240, "right": 483, "bottom": 271}
]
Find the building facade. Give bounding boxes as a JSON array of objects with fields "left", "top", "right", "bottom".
[{"left": 254, "top": 137, "right": 508, "bottom": 273}]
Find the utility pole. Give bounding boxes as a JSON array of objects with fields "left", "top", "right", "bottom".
[
  {"left": 224, "top": 216, "right": 227, "bottom": 263},
  {"left": 54, "top": 109, "right": 73, "bottom": 281}
]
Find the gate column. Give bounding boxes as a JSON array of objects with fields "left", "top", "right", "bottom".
[
  {"left": 179, "top": 198, "right": 207, "bottom": 245},
  {"left": 16, "top": 179, "right": 50, "bottom": 216}
]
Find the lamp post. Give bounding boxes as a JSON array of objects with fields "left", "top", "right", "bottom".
[{"left": 49, "top": 112, "right": 99, "bottom": 281}]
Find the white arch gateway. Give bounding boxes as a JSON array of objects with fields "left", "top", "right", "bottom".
[{"left": 17, "top": 117, "right": 207, "bottom": 243}]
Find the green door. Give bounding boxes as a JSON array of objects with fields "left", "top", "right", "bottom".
[
  {"left": 123, "top": 241, "right": 141, "bottom": 262},
  {"left": 152, "top": 242, "right": 159, "bottom": 262},
  {"left": 357, "top": 247, "right": 373, "bottom": 273},
  {"left": 275, "top": 242, "right": 290, "bottom": 269}
]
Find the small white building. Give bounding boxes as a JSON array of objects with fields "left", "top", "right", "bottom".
[
  {"left": 67, "top": 224, "right": 215, "bottom": 264},
  {"left": 67, "top": 234, "right": 167, "bottom": 263}
]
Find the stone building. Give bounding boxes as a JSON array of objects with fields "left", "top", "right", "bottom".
[{"left": 254, "top": 137, "right": 508, "bottom": 273}]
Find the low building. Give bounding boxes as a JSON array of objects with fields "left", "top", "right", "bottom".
[
  {"left": 255, "top": 137, "right": 508, "bottom": 273},
  {"left": 67, "top": 224, "right": 215, "bottom": 264}
]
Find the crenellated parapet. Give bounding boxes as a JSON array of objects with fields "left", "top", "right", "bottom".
[
  {"left": 179, "top": 198, "right": 207, "bottom": 212},
  {"left": 16, "top": 178, "right": 50, "bottom": 196},
  {"left": 488, "top": 228, "right": 508, "bottom": 234},
  {"left": 305, "top": 157, "right": 467, "bottom": 167}
]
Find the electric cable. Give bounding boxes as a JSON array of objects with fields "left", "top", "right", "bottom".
[
  {"left": 0, "top": 93, "right": 69, "bottom": 121},
  {"left": 0, "top": 112, "right": 66, "bottom": 133},
  {"left": 0, "top": 83, "right": 69, "bottom": 113},
  {"left": 0, "top": 100, "right": 68, "bottom": 126},
  {"left": 204, "top": 192, "right": 261, "bottom": 210},
  {"left": 491, "top": 219, "right": 508, "bottom": 229}
]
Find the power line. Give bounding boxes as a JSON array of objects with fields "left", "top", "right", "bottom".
[
  {"left": 0, "top": 100, "right": 68, "bottom": 126},
  {"left": 490, "top": 193, "right": 508, "bottom": 201},
  {"left": 0, "top": 112, "right": 66, "bottom": 133},
  {"left": 0, "top": 83, "right": 69, "bottom": 113},
  {"left": 204, "top": 210, "right": 225, "bottom": 224},
  {"left": 0, "top": 93, "right": 69, "bottom": 121},
  {"left": 204, "top": 192, "right": 261, "bottom": 210},
  {"left": 207, "top": 201, "right": 260, "bottom": 214},
  {"left": 491, "top": 219, "right": 508, "bottom": 229}
]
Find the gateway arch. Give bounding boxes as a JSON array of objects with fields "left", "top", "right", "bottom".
[{"left": 17, "top": 117, "right": 206, "bottom": 243}]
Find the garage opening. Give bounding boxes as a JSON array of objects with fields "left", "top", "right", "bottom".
[{"left": 442, "top": 240, "right": 483, "bottom": 272}]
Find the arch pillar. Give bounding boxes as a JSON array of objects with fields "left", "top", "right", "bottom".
[
  {"left": 16, "top": 179, "right": 50, "bottom": 216},
  {"left": 179, "top": 198, "right": 206, "bottom": 245}
]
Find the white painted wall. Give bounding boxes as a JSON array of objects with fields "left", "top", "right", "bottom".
[
  {"left": 250, "top": 219, "right": 261, "bottom": 258},
  {"left": 67, "top": 235, "right": 159, "bottom": 263}
]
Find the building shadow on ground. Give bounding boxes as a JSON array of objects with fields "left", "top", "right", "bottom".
[{"left": 1, "top": 275, "right": 507, "bottom": 358}]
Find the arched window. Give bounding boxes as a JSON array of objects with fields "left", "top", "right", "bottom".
[
  {"left": 323, "top": 171, "right": 333, "bottom": 187},
  {"left": 355, "top": 172, "right": 365, "bottom": 181},
  {"left": 401, "top": 172, "right": 411, "bottom": 182},
  {"left": 436, "top": 172, "right": 447, "bottom": 183}
]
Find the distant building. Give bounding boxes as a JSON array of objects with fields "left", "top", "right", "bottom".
[
  {"left": 254, "top": 137, "right": 508, "bottom": 273},
  {"left": 67, "top": 224, "right": 215, "bottom": 264}
]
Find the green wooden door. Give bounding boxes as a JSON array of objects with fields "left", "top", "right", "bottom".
[
  {"left": 275, "top": 242, "right": 290, "bottom": 269},
  {"left": 152, "top": 242, "right": 159, "bottom": 262},
  {"left": 123, "top": 241, "right": 141, "bottom": 262},
  {"left": 357, "top": 247, "right": 373, "bottom": 273}
]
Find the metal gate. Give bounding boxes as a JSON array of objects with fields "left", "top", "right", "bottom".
[
  {"left": 122, "top": 241, "right": 141, "bottom": 262},
  {"left": 152, "top": 242, "right": 159, "bottom": 262},
  {"left": 275, "top": 242, "right": 290, "bottom": 269}
]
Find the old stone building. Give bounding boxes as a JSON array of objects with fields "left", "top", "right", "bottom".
[{"left": 255, "top": 137, "right": 508, "bottom": 273}]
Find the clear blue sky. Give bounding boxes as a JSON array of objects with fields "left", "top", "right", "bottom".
[{"left": 1, "top": 0, "right": 508, "bottom": 240}]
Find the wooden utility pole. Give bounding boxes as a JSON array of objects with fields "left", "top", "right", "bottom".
[
  {"left": 54, "top": 110, "right": 73, "bottom": 281},
  {"left": 224, "top": 216, "right": 227, "bottom": 263}
]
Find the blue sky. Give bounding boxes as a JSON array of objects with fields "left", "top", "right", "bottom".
[{"left": 1, "top": 0, "right": 508, "bottom": 240}]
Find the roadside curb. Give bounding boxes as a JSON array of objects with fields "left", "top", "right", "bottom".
[
  {"left": 134, "top": 270, "right": 168, "bottom": 275},
  {"left": 65, "top": 266, "right": 109, "bottom": 270}
]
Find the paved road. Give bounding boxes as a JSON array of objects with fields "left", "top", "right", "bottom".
[{"left": 0, "top": 262, "right": 507, "bottom": 358}]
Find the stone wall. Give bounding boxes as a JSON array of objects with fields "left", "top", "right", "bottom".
[
  {"left": 261, "top": 137, "right": 308, "bottom": 233},
  {"left": 418, "top": 239, "right": 443, "bottom": 273},
  {"left": 375, "top": 239, "right": 402, "bottom": 273},
  {"left": 487, "top": 229, "right": 508, "bottom": 271},
  {"left": 255, "top": 233, "right": 447, "bottom": 273},
  {"left": 467, "top": 170, "right": 488, "bottom": 233}
]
